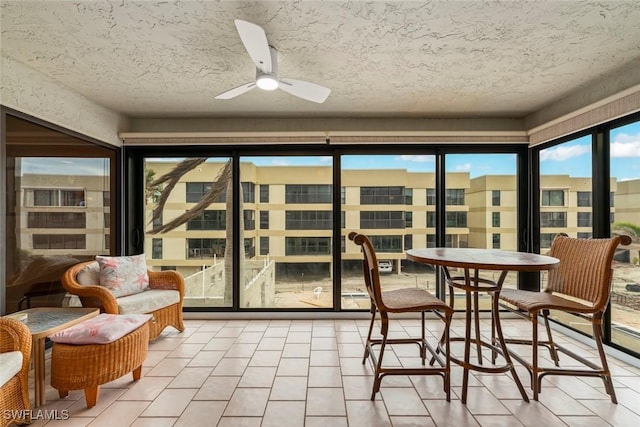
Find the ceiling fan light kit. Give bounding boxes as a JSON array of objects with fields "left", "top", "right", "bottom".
[
  {"left": 215, "top": 19, "right": 331, "bottom": 103},
  {"left": 256, "top": 74, "right": 278, "bottom": 91}
]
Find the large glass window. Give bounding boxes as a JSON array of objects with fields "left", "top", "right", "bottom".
[
  {"left": 145, "top": 157, "right": 233, "bottom": 307},
  {"left": 609, "top": 120, "right": 640, "bottom": 354},
  {"left": 341, "top": 154, "right": 437, "bottom": 310},
  {"left": 539, "top": 135, "right": 594, "bottom": 335},
  {"left": 240, "top": 156, "right": 333, "bottom": 308},
  {"left": 446, "top": 153, "right": 518, "bottom": 298},
  {"left": 4, "top": 115, "right": 115, "bottom": 314}
]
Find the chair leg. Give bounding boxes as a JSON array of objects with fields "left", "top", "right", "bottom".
[
  {"left": 420, "top": 311, "right": 426, "bottom": 364},
  {"left": 592, "top": 315, "right": 617, "bottom": 403},
  {"left": 444, "top": 311, "right": 452, "bottom": 402},
  {"left": 542, "top": 310, "right": 560, "bottom": 366},
  {"left": 371, "top": 313, "right": 389, "bottom": 401},
  {"left": 363, "top": 307, "right": 376, "bottom": 365},
  {"left": 532, "top": 312, "right": 540, "bottom": 401}
]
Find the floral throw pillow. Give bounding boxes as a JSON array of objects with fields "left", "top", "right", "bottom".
[{"left": 95, "top": 254, "right": 149, "bottom": 298}]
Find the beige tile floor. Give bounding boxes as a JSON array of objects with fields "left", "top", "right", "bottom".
[{"left": 27, "top": 317, "right": 640, "bottom": 426}]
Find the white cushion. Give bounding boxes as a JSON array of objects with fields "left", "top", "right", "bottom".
[
  {"left": 116, "top": 289, "right": 180, "bottom": 315},
  {"left": 48, "top": 313, "right": 151, "bottom": 345},
  {"left": 0, "top": 351, "right": 23, "bottom": 387}
]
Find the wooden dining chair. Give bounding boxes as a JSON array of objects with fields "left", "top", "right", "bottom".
[
  {"left": 498, "top": 233, "right": 631, "bottom": 403},
  {"left": 348, "top": 232, "right": 454, "bottom": 400}
]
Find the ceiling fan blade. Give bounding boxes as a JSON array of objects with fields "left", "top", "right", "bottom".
[
  {"left": 234, "top": 19, "right": 272, "bottom": 74},
  {"left": 214, "top": 82, "right": 256, "bottom": 100},
  {"left": 279, "top": 78, "right": 331, "bottom": 103}
]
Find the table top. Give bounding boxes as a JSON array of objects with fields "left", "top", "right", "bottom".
[
  {"left": 3, "top": 307, "right": 99, "bottom": 339},
  {"left": 406, "top": 248, "right": 559, "bottom": 272}
]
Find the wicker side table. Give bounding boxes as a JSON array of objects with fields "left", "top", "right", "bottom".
[{"left": 50, "top": 321, "right": 149, "bottom": 408}]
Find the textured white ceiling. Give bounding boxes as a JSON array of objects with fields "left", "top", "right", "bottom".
[{"left": 2, "top": 1, "right": 640, "bottom": 119}]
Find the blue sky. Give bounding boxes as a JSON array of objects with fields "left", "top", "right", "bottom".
[{"left": 20, "top": 122, "right": 640, "bottom": 181}]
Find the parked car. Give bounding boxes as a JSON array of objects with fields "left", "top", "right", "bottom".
[{"left": 378, "top": 260, "right": 392, "bottom": 273}]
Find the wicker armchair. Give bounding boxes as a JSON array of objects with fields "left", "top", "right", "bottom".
[
  {"left": 349, "top": 232, "right": 453, "bottom": 401},
  {"left": 62, "top": 261, "right": 185, "bottom": 340},
  {"left": 499, "top": 233, "right": 631, "bottom": 403},
  {"left": 0, "top": 317, "right": 32, "bottom": 427}
]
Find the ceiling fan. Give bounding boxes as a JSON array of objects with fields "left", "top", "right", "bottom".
[{"left": 215, "top": 19, "right": 331, "bottom": 103}]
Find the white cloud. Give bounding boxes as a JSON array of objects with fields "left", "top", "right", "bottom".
[
  {"left": 539, "top": 144, "right": 590, "bottom": 161},
  {"left": 455, "top": 163, "right": 471, "bottom": 172},
  {"left": 398, "top": 155, "right": 434, "bottom": 163},
  {"left": 611, "top": 132, "right": 640, "bottom": 157},
  {"left": 320, "top": 156, "right": 332, "bottom": 163}
]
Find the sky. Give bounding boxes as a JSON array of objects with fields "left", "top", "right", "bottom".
[{"left": 19, "top": 122, "right": 640, "bottom": 181}]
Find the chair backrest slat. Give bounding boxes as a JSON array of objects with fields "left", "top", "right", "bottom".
[
  {"left": 547, "top": 234, "right": 621, "bottom": 310},
  {"left": 348, "top": 232, "right": 385, "bottom": 311}
]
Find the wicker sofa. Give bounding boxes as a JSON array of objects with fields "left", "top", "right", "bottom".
[
  {"left": 0, "top": 317, "right": 32, "bottom": 427},
  {"left": 62, "top": 260, "right": 185, "bottom": 340}
]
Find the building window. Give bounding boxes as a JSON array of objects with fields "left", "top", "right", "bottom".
[
  {"left": 186, "top": 182, "right": 211, "bottom": 203},
  {"left": 405, "top": 212, "right": 413, "bottom": 228},
  {"left": 105, "top": 234, "right": 110, "bottom": 250},
  {"left": 103, "top": 191, "right": 110, "bottom": 206},
  {"left": 369, "top": 235, "right": 403, "bottom": 253},
  {"left": 445, "top": 189, "right": 465, "bottom": 205},
  {"left": 152, "top": 213, "right": 162, "bottom": 229},
  {"left": 578, "top": 232, "right": 593, "bottom": 239},
  {"left": 446, "top": 212, "right": 467, "bottom": 228},
  {"left": 427, "top": 211, "right": 436, "bottom": 228},
  {"left": 340, "top": 187, "right": 345, "bottom": 204},
  {"left": 286, "top": 211, "right": 332, "bottom": 230},
  {"left": 242, "top": 182, "right": 255, "bottom": 203},
  {"left": 404, "top": 234, "right": 413, "bottom": 250},
  {"left": 187, "top": 210, "right": 226, "bottom": 230},
  {"left": 260, "top": 211, "right": 269, "bottom": 229},
  {"left": 540, "top": 233, "right": 556, "bottom": 248},
  {"left": 610, "top": 192, "right": 615, "bottom": 208},
  {"left": 187, "top": 238, "right": 225, "bottom": 258},
  {"left": 244, "top": 210, "right": 255, "bottom": 230},
  {"left": 152, "top": 238, "right": 162, "bottom": 259},
  {"left": 577, "top": 212, "right": 592, "bottom": 227},
  {"left": 426, "top": 188, "right": 436, "bottom": 205},
  {"left": 404, "top": 188, "right": 413, "bottom": 205},
  {"left": 285, "top": 184, "right": 332, "bottom": 203},
  {"left": 27, "top": 212, "right": 86, "bottom": 228},
  {"left": 260, "top": 184, "right": 269, "bottom": 203},
  {"left": 492, "top": 190, "right": 501, "bottom": 206},
  {"left": 33, "top": 234, "right": 86, "bottom": 249},
  {"left": 540, "top": 212, "right": 566, "bottom": 227},
  {"left": 341, "top": 236, "right": 346, "bottom": 253},
  {"left": 341, "top": 211, "right": 345, "bottom": 229},
  {"left": 285, "top": 237, "right": 331, "bottom": 255},
  {"left": 360, "top": 186, "right": 404, "bottom": 205},
  {"left": 244, "top": 238, "right": 255, "bottom": 258},
  {"left": 360, "top": 211, "right": 405, "bottom": 229},
  {"left": 426, "top": 234, "right": 436, "bottom": 248},
  {"left": 492, "top": 212, "right": 500, "bottom": 227},
  {"left": 577, "top": 191, "right": 592, "bottom": 207},
  {"left": 259, "top": 236, "right": 269, "bottom": 255},
  {"left": 492, "top": 233, "right": 500, "bottom": 249},
  {"left": 541, "top": 190, "right": 565, "bottom": 206},
  {"left": 29, "top": 188, "right": 85, "bottom": 207},
  {"left": 104, "top": 212, "right": 111, "bottom": 228},
  {"left": 161, "top": 266, "right": 176, "bottom": 271}
]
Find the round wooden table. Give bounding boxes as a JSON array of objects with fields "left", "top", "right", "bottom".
[{"left": 406, "top": 248, "right": 559, "bottom": 404}]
